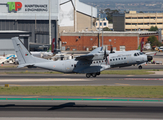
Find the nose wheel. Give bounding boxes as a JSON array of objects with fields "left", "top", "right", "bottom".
[{"left": 138, "top": 65, "right": 142, "bottom": 69}]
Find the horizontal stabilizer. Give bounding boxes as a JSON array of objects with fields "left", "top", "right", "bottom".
[{"left": 17, "top": 64, "right": 35, "bottom": 68}]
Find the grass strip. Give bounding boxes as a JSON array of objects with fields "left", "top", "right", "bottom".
[
  {"left": 101, "top": 70, "right": 155, "bottom": 75},
  {"left": 0, "top": 70, "right": 158, "bottom": 75},
  {"left": 0, "top": 86, "right": 163, "bottom": 98}
]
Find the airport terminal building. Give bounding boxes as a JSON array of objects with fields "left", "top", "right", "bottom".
[{"left": 0, "top": 0, "right": 97, "bottom": 55}]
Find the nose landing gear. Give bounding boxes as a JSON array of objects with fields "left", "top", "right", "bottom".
[{"left": 138, "top": 65, "right": 142, "bottom": 69}]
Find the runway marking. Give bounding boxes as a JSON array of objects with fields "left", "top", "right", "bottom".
[
  {"left": 115, "top": 83, "right": 130, "bottom": 86},
  {"left": 124, "top": 78, "right": 163, "bottom": 81},
  {"left": 0, "top": 79, "right": 92, "bottom": 82},
  {"left": 126, "top": 75, "right": 135, "bottom": 77}
]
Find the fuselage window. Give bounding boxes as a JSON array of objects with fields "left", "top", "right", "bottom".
[
  {"left": 99, "top": 61, "right": 101, "bottom": 63},
  {"left": 74, "top": 64, "right": 76, "bottom": 67},
  {"left": 110, "top": 59, "right": 112, "bottom": 61},
  {"left": 96, "top": 61, "right": 98, "bottom": 63},
  {"left": 140, "top": 52, "right": 143, "bottom": 55},
  {"left": 124, "top": 57, "right": 126, "bottom": 59},
  {"left": 119, "top": 58, "right": 120, "bottom": 60},
  {"left": 71, "top": 65, "right": 73, "bottom": 67},
  {"left": 121, "top": 58, "right": 123, "bottom": 60},
  {"left": 116, "top": 58, "right": 117, "bottom": 61},
  {"left": 113, "top": 59, "right": 115, "bottom": 61}
]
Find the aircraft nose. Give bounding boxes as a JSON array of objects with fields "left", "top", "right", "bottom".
[{"left": 147, "top": 55, "right": 153, "bottom": 62}]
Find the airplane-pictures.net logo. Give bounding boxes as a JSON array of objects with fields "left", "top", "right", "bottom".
[{"left": 7, "top": 2, "right": 22, "bottom": 12}]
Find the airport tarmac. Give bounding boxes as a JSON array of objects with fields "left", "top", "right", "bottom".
[
  {"left": 0, "top": 74, "right": 163, "bottom": 86},
  {"left": 0, "top": 100, "right": 163, "bottom": 119},
  {"left": 0, "top": 65, "right": 163, "bottom": 72}
]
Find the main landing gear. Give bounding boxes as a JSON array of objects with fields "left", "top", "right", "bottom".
[
  {"left": 86, "top": 72, "right": 100, "bottom": 78},
  {"left": 138, "top": 65, "right": 142, "bottom": 69}
]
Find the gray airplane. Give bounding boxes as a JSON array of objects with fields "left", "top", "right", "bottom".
[{"left": 12, "top": 37, "right": 153, "bottom": 78}]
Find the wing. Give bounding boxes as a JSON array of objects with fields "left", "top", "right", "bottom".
[{"left": 75, "top": 54, "right": 94, "bottom": 61}]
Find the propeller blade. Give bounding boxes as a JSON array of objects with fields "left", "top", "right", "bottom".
[{"left": 103, "top": 47, "right": 109, "bottom": 65}]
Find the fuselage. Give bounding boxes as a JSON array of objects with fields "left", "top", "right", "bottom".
[{"left": 33, "top": 50, "right": 148, "bottom": 74}]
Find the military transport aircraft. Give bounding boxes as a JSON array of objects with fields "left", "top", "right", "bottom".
[{"left": 12, "top": 37, "right": 153, "bottom": 78}]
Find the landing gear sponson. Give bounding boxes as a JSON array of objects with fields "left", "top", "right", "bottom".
[{"left": 86, "top": 72, "right": 100, "bottom": 78}]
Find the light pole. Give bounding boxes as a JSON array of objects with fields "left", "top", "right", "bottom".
[
  {"left": 101, "top": 10, "right": 104, "bottom": 47},
  {"left": 98, "top": 11, "right": 100, "bottom": 47}
]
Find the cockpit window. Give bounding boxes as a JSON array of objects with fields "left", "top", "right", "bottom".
[
  {"left": 139, "top": 52, "right": 144, "bottom": 55},
  {"left": 134, "top": 53, "right": 137, "bottom": 56},
  {"left": 137, "top": 53, "right": 139, "bottom": 56}
]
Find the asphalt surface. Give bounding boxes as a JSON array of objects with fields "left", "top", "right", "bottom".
[
  {"left": 0, "top": 74, "right": 163, "bottom": 86},
  {"left": 0, "top": 100, "right": 163, "bottom": 119},
  {"left": 0, "top": 65, "right": 163, "bottom": 72}
]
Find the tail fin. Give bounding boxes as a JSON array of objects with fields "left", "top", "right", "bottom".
[
  {"left": 137, "top": 38, "right": 144, "bottom": 52},
  {"left": 12, "top": 37, "right": 48, "bottom": 66},
  {"left": 140, "top": 38, "right": 144, "bottom": 52},
  {"left": 48, "top": 38, "right": 55, "bottom": 53},
  {"left": 51, "top": 38, "right": 55, "bottom": 53}
]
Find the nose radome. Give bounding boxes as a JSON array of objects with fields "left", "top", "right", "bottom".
[{"left": 147, "top": 55, "right": 153, "bottom": 62}]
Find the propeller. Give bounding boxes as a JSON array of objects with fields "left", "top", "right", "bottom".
[
  {"left": 103, "top": 47, "right": 109, "bottom": 65},
  {"left": 110, "top": 44, "right": 115, "bottom": 53}
]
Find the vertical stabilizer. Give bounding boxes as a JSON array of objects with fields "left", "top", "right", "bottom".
[
  {"left": 51, "top": 38, "right": 55, "bottom": 53},
  {"left": 12, "top": 37, "right": 34, "bottom": 65},
  {"left": 140, "top": 38, "right": 144, "bottom": 52},
  {"left": 137, "top": 38, "right": 144, "bottom": 52}
]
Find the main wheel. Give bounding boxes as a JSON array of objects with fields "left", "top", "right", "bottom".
[
  {"left": 138, "top": 65, "right": 142, "bottom": 69},
  {"left": 91, "top": 73, "right": 97, "bottom": 77},
  {"left": 96, "top": 72, "right": 100, "bottom": 75},
  {"left": 86, "top": 73, "right": 91, "bottom": 78}
]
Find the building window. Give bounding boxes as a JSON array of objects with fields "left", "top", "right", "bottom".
[
  {"left": 100, "top": 22, "right": 102, "bottom": 26},
  {"left": 132, "top": 23, "right": 137, "bottom": 25},
  {"left": 120, "top": 46, "right": 125, "bottom": 51},
  {"left": 144, "top": 23, "right": 149, "bottom": 25},
  {"left": 126, "top": 23, "right": 131, "bottom": 25},
  {"left": 151, "top": 23, "right": 156, "bottom": 25},
  {"left": 138, "top": 17, "right": 143, "bottom": 19},
  {"left": 126, "top": 29, "right": 131, "bottom": 31},
  {"left": 132, "top": 17, "right": 137, "bottom": 19},
  {"left": 151, "top": 17, "right": 156, "bottom": 19},
  {"left": 144, "top": 17, "right": 150, "bottom": 19},
  {"left": 157, "top": 17, "right": 163, "bottom": 19},
  {"left": 138, "top": 23, "right": 143, "bottom": 25},
  {"left": 96, "top": 23, "right": 97, "bottom": 26},
  {"left": 104, "top": 22, "right": 107, "bottom": 26},
  {"left": 157, "top": 23, "right": 163, "bottom": 24},
  {"left": 126, "top": 17, "right": 131, "bottom": 19}
]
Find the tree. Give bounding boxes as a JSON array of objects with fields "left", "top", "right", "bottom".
[
  {"left": 147, "top": 36, "right": 162, "bottom": 47},
  {"left": 149, "top": 26, "right": 158, "bottom": 31},
  {"left": 104, "top": 8, "right": 120, "bottom": 23},
  {"left": 103, "top": 27, "right": 111, "bottom": 31}
]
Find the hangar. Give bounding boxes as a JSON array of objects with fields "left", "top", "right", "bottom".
[{"left": 0, "top": 0, "right": 97, "bottom": 55}]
